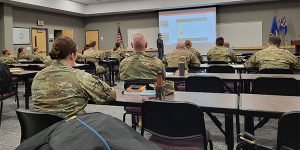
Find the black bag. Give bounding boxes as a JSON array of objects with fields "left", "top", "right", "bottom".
[
  {"left": 0, "top": 63, "right": 13, "bottom": 94},
  {"left": 16, "top": 112, "right": 161, "bottom": 150}
]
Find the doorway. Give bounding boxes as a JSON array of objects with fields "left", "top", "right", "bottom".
[
  {"left": 85, "top": 30, "right": 99, "bottom": 49},
  {"left": 32, "top": 28, "right": 48, "bottom": 57}
]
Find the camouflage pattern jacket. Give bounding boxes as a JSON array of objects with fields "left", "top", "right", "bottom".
[
  {"left": 207, "top": 46, "right": 237, "bottom": 63},
  {"left": 162, "top": 49, "right": 200, "bottom": 69}
]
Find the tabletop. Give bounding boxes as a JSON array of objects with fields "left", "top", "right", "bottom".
[
  {"left": 200, "top": 64, "right": 245, "bottom": 69},
  {"left": 241, "top": 73, "right": 300, "bottom": 80},
  {"left": 240, "top": 94, "right": 300, "bottom": 116},
  {"left": 115, "top": 90, "right": 238, "bottom": 111}
]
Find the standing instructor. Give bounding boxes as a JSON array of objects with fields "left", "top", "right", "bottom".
[{"left": 157, "top": 33, "right": 164, "bottom": 59}]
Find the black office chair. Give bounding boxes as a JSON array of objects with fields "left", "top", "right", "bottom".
[
  {"left": 207, "top": 61, "right": 228, "bottom": 64},
  {"left": 188, "top": 66, "right": 201, "bottom": 73},
  {"left": 236, "top": 111, "right": 300, "bottom": 150},
  {"left": 252, "top": 77, "right": 299, "bottom": 96},
  {"left": 207, "top": 65, "right": 235, "bottom": 73},
  {"left": 141, "top": 101, "right": 213, "bottom": 150},
  {"left": 259, "top": 68, "right": 294, "bottom": 74},
  {"left": 85, "top": 61, "right": 97, "bottom": 75},
  {"left": 123, "top": 79, "right": 155, "bottom": 130},
  {"left": 32, "top": 60, "right": 44, "bottom": 64},
  {"left": 166, "top": 67, "right": 178, "bottom": 73},
  {"left": 0, "top": 63, "right": 19, "bottom": 126},
  {"left": 16, "top": 109, "right": 65, "bottom": 142},
  {"left": 186, "top": 76, "right": 224, "bottom": 93},
  {"left": 23, "top": 65, "right": 43, "bottom": 71}
]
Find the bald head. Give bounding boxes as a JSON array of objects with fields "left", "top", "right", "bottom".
[
  {"left": 176, "top": 42, "right": 185, "bottom": 50},
  {"left": 131, "top": 33, "right": 147, "bottom": 52},
  {"left": 224, "top": 41, "right": 230, "bottom": 48}
]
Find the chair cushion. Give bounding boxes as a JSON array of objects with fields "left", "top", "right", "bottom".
[
  {"left": 124, "top": 107, "right": 142, "bottom": 114},
  {"left": 149, "top": 135, "right": 204, "bottom": 150}
]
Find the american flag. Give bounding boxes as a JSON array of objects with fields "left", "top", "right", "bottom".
[{"left": 117, "top": 26, "right": 123, "bottom": 42}]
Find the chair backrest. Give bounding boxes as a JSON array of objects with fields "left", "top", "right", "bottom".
[
  {"left": 124, "top": 79, "right": 155, "bottom": 90},
  {"left": 23, "top": 65, "right": 42, "bottom": 71},
  {"left": 252, "top": 77, "right": 299, "bottom": 96},
  {"left": 0, "top": 63, "right": 12, "bottom": 94},
  {"left": 16, "top": 109, "right": 65, "bottom": 142},
  {"left": 186, "top": 76, "right": 225, "bottom": 93},
  {"left": 85, "top": 61, "right": 97, "bottom": 73},
  {"left": 259, "top": 68, "right": 294, "bottom": 74},
  {"left": 141, "top": 101, "right": 207, "bottom": 142},
  {"left": 207, "top": 65, "right": 235, "bottom": 73},
  {"left": 277, "top": 111, "right": 300, "bottom": 150},
  {"left": 207, "top": 61, "right": 228, "bottom": 64},
  {"left": 166, "top": 67, "right": 178, "bottom": 73}
]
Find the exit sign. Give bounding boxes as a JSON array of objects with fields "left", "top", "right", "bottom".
[{"left": 37, "top": 20, "right": 44, "bottom": 26}]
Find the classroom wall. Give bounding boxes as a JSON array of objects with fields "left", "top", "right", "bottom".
[
  {"left": 84, "top": 12, "right": 158, "bottom": 50},
  {"left": 0, "top": 3, "right": 4, "bottom": 52},
  {"left": 84, "top": 0, "right": 300, "bottom": 50},
  {"left": 12, "top": 6, "right": 85, "bottom": 53}
]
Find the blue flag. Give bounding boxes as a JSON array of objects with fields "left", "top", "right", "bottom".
[
  {"left": 279, "top": 16, "right": 287, "bottom": 35},
  {"left": 270, "top": 15, "right": 278, "bottom": 36}
]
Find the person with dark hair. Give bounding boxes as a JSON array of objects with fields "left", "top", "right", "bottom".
[
  {"left": 184, "top": 40, "right": 203, "bottom": 63},
  {"left": 17, "top": 47, "right": 30, "bottom": 60},
  {"left": 0, "top": 49, "right": 16, "bottom": 64},
  {"left": 207, "top": 37, "right": 237, "bottom": 63},
  {"left": 29, "top": 47, "right": 45, "bottom": 62},
  {"left": 157, "top": 33, "right": 164, "bottom": 59},
  {"left": 31, "top": 36, "right": 116, "bottom": 117},
  {"left": 245, "top": 36, "right": 300, "bottom": 70},
  {"left": 83, "top": 41, "right": 107, "bottom": 75},
  {"left": 111, "top": 41, "right": 126, "bottom": 61}
]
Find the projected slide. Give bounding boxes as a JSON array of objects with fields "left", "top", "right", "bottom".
[{"left": 159, "top": 7, "right": 216, "bottom": 53}]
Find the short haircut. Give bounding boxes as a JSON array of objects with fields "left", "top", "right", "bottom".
[
  {"left": 49, "top": 36, "right": 77, "bottom": 60},
  {"left": 185, "top": 40, "right": 192, "bottom": 47},
  {"left": 33, "top": 47, "right": 39, "bottom": 52},
  {"left": 18, "top": 47, "right": 24, "bottom": 54},
  {"left": 216, "top": 37, "right": 224, "bottom": 46},
  {"left": 89, "top": 41, "right": 97, "bottom": 48},
  {"left": 268, "top": 36, "right": 281, "bottom": 47}
]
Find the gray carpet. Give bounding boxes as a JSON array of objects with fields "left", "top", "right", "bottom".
[{"left": 0, "top": 82, "right": 277, "bottom": 150}]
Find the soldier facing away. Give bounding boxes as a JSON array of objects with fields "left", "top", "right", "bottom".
[
  {"left": 162, "top": 42, "right": 200, "bottom": 70},
  {"left": 244, "top": 36, "right": 300, "bottom": 70},
  {"left": 0, "top": 49, "right": 17, "bottom": 64},
  {"left": 83, "top": 41, "right": 107, "bottom": 75},
  {"left": 184, "top": 40, "right": 203, "bottom": 63},
  {"left": 31, "top": 36, "right": 116, "bottom": 117},
  {"left": 207, "top": 37, "right": 237, "bottom": 63}
]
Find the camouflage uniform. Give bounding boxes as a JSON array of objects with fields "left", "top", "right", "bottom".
[
  {"left": 244, "top": 45, "right": 300, "bottom": 70},
  {"left": 162, "top": 49, "right": 200, "bottom": 69},
  {"left": 18, "top": 52, "right": 31, "bottom": 60},
  {"left": 185, "top": 47, "right": 203, "bottom": 63},
  {"left": 32, "top": 60, "right": 116, "bottom": 117},
  {"left": 207, "top": 46, "right": 237, "bottom": 62},
  {"left": 111, "top": 48, "right": 126, "bottom": 61},
  {"left": 120, "top": 51, "right": 174, "bottom": 95},
  {"left": 29, "top": 53, "right": 45, "bottom": 62},
  {"left": 0, "top": 55, "right": 17, "bottom": 64},
  {"left": 76, "top": 52, "right": 85, "bottom": 62},
  {"left": 120, "top": 51, "right": 165, "bottom": 80},
  {"left": 83, "top": 48, "right": 107, "bottom": 75}
]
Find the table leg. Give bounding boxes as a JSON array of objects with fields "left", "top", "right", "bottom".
[
  {"left": 111, "top": 64, "right": 115, "bottom": 86},
  {"left": 244, "top": 115, "right": 255, "bottom": 135},
  {"left": 225, "top": 114, "right": 234, "bottom": 150},
  {"left": 24, "top": 78, "right": 30, "bottom": 109}
]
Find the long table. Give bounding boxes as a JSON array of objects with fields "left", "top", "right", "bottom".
[
  {"left": 9, "top": 63, "right": 87, "bottom": 69},
  {"left": 166, "top": 73, "right": 241, "bottom": 81},
  {"left": 239, "top": 94, "right": 300, "bottom": 134},
  {"left": 241, "top": 73, "right": 300, "bottom": 81},
  {"left": 11, "top": 71, "right": 39, "bottom": 109},
  {"left": 113, "top": 90, "right": 238, "bottom": 150}
]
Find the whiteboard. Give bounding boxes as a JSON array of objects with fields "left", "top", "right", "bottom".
[
  {"left": 127, "top": 27, "right": 159, "bottom": 49},
  {"left": 217, "top": 21, "right": 262, "bottom": 47},
  {"left": 13, "top": 27, "right": 30, "bottom": 45}
]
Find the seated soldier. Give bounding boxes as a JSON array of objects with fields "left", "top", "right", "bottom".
[
  {"left": 111, "top": 41, "right": 126, "bottom": 62},
  {"left": 31, "top": 36, "right": 116, "bottom": 117},
  {"left": 185, "top": 40, "right": 203, "bottom": 63},
  {"left": 29, "top": 47, "right": 45, "bottom": 62},
  {"left": 162, "top": 42, "right": 200, "bottom": 70},
  {"left": 17, "top": 47, "right": 31, "bottom": 60},
  {"left": 83, "top": 41, "right": 107, "bottom": 75},
  {"left": 0, "top": 49, "right": 17, "bottom": 64},
  {"left": 207, "top": 37, "right": 237, "bottom": 63},
  {"left": 245, "top": 36, "right": 300, "bottom": 70}
]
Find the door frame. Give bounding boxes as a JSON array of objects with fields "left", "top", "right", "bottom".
[
  {"left": 31, "top": 27, "right": 49, "bottom": 55},
  {"left": 85, "top": 30, "right": 100, "bottom": 49}
]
